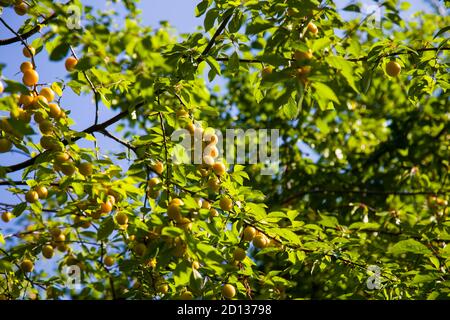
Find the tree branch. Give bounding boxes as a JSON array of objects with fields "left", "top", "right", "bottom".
[
  {"left": 3, "top": 101, "right": 145, "bottom": 174},
  {"left": 197, "top": 10, "right": 233, "bottom": 62},
  {"left": 0, "top": 17, "right": 37, "bottom": 68},
  {"left": 158, "top": 108, "right": 171, "bottom": 199},
  {"left": 0, "top": 13, "right": 56, "bottom": 46}
]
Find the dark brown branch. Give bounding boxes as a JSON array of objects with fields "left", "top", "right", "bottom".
[
  {"left": 3, "top": 101, "right": 145, "bottom": 174},
  {"left": 0, "top": 13, "right": 56, "bottom": 46},
  {"left": 197, "top": 11, "right": 234, "bottom": 62},
  {"left": 0, "top": 18, "right": 37, "bottom": 68},
  {"left": 0, "top": 181, "right": 59, "bottom": 186},
  {"left": 99, "top": 129, "right": 136, "bottom": 151},
  {"left": 69, "top": 46, "right": 100, "bottom": 125},
  {"left": 158, "top": 108, "right": 171, "bottom": 199},
  {"left": 0, "top": 202, "right": 58, "bottom": 213}
]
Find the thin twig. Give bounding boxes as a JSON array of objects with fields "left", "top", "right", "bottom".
[
  {"left": 0, "top": 17, "right": 36, "bottom": 68},
  {"left": 158, "top": 106, "right": 171, "bottom": 199},
  {"left": 0, "top": 13, "right": 56, "bottom": 46}
]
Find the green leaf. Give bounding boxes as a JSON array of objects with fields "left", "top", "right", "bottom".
[
  {"left": 161, "top": 226, "right": 183, "bottom": 237},
  {"left": 134, "top": 218, "right": 149, "bottom": 232},
  {"left": 228, "top": 51, "right": 240, "bottom": 72},
  {"left": 173, "top": 260, "right": 192, "bottom": 286},
  {"left": 71, "top": 182, "right": 84, "bottom": 196},
  {"left": 246, "top": 17, "right": 273, "bottom": 35},
  {"left": 280, "top": 97, "right": 300, "bottom": 120},
  {"left": 195, "top": 0, "right": 210, "bottom": 17},
  {"left": 0, "top": 260, "right": 13, "bottom": 272},
  {"left": 97, "top": 217, "right": 115, "bottom": 240},
  {"left": 360, "top": 67, "right": 373, "bottom": 93},
  {"left": 195, "top": 243, "right": 224, "bottom": 263},
  {"left": 12, "top": 202, "right": 27, "bottom": 218},
  {"left": 312, "top": 82, "right": 339, "bottom": 103},
  {"left": 411, "top": 273, "right": 439, "bottom": 284},
  {"left": 325, "top": 55, "right": 359, "bottom": 93},
  {"left": 51, "top": 82, "right": 64, "bottom": 97},
  {"left": 228, "top": 11, "right": 243, "bottom": 33},
  {"left": 270, "top": 228, "right": 301, "bottom": 245},
  {"left": 49, "top": 43, "right": 70, "bottom": 61},
  {"left": 3, "top": 80, "right": 28, "bottom": 94},
  {"left": 75, "top": 56, "right": 102, "bottom": 72},
  {"left": 429, "top": 256, "right": 440, "bottom": 269},
  {"left": 204, "top": 9, "right": 219, "bottom": 32},
  {"left": 205, "top": 56, "right": 221, "bottom": 75},
  {"left": 388, "top": 239, "right": 431, "bottom": 255},
  {"left": 343, "top": 4, "right": 360, "bottom": 12}
]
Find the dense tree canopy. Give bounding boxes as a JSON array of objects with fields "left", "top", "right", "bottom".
[{"left": 0, "top": 0, "right": 449, "bottom": 300}]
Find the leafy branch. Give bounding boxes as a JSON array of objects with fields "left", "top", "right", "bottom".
[{"left": 3, "top": 101, "right": 146, "bottom": 174}]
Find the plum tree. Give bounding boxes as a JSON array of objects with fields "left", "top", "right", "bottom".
[
  {"left": 133, "top": 243, "right": 147, "bottom": 257},
  {"left": 48, "top": 103, "right": 62, "bottom": 119},
  {"left": 294, "top": 49, "right": 313, "bottom": 61},
  {"left": 212, "top": 162, "right": 226, "bottom": 175},
  {"left": 100, "top": 201, "right": 113, "bottom": 214},
  {"left": 180, "top": 291, "right": 193, "bottom": 300},
  {"left": 261, "top": 66, "right": 273, "bottom": 78},
  {"left": 152, "top": 161, "right": 164, "bottom": 174},
  {"left": 0, "top": 0, "right": 449, "bottom": 302},
  {"left": 307, "top": 21, "right": 318, "bottom": 35}
]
